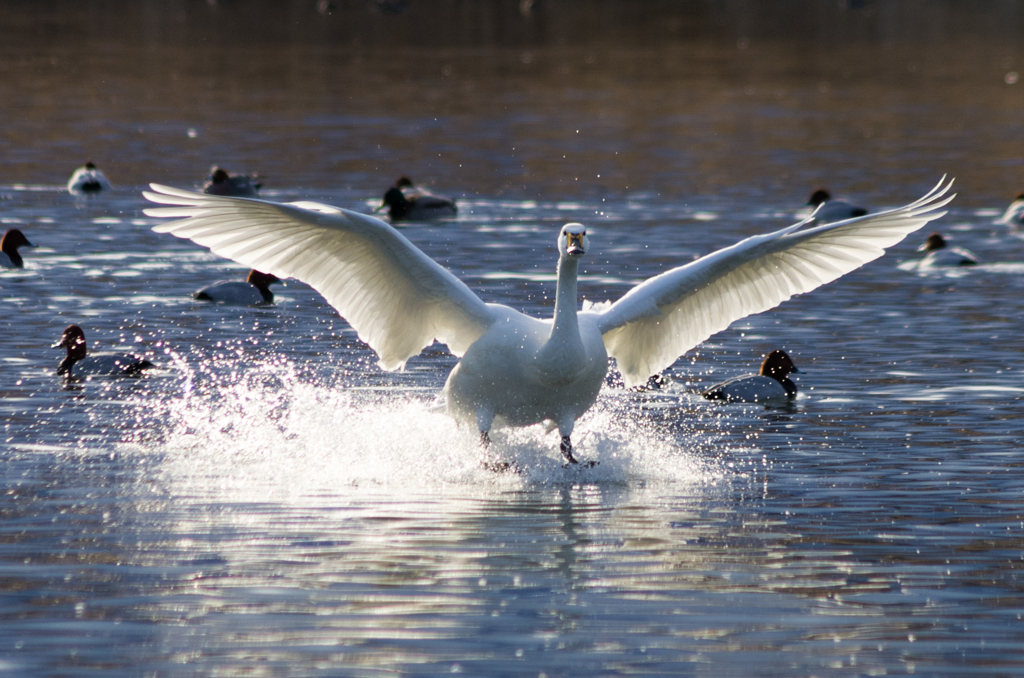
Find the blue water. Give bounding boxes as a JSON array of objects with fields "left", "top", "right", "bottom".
[{"left": 3, "top": 2, "right": 1024, "bottom": 676}]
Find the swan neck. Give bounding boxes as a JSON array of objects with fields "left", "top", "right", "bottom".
[{"left": 551, "top": 255, "right": 580, "bottom": 338}]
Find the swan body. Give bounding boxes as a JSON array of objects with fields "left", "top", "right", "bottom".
[
  {"left": 194, "top": 269, "right": 280, "bottom": 304},
  {"left": 806, "top": 188, "right": 868, "bottom": 223},
  {"left": 67, "top": 162, "right": 112, "bottom": 194},
  {"left": 916, "top": 232, "right": 978, "bottom": 267},
  {"left": 378, "top": 176, "right": 457, "bottom": 221},
  {"left": 0, "top": 229, "right": 36, "bottom": 269},
  {"left": 703, "top": 349, "right": 799, "bottom": 404},
  {"left": 444, "top": 259, "right": 608, "bottom": 439},
  {"left": 144, "top": 178, "right": 954, "bottom": 463},
  {"left": 53, "top": 325, "right": 154, "bottom": 378},
  {"left": 203, "top": 166, "right": 262, "bottom": 197}
]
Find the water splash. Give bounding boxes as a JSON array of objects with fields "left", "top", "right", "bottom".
[{"left": 126, "top": 356, "right": 724, "bottom": 501}]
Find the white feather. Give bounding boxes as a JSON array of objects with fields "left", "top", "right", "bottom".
[
  {"left": 144, "top": 185, "right": 493, "bottom": 370},
  {"left": 591, "top": 177, "right": 954, "bottom": 387}
]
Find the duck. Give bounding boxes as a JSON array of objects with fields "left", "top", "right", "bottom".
[
  {"left": 806, "top": 188, "right": 869, "bottom": 223},
  {"left": 193, "top": 269, "right": 281, "bottom": 305},
  {"left": 377, "top": 176, "right": 457, "bottom": 221},
  {"left": 53, "top": 325, "right": 154, "bottom": 379},
  {"left": 916, "top": 232, "right": 978, "bottom": 267},
  {"left": 702, "top": 349, "right": 799, "bottom": 404},
  {"left": 144, "top": 177, "right": 953, "bottom": 466},
  {"left": 0, "top": 229, "right": 36, "bottom": 269},
  {"left": 67, "top": 162, "right": 112, "bottom": 194},
  {"left": 203, "top": 166, "right": 262, "bottom": 197},
  {"left": 996, "top": 193, "right": 1024, "bottom": 227}
]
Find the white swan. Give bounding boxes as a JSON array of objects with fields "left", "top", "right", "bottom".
[{"left": 144, "top": 178, "right": 954, "bottom": 464}]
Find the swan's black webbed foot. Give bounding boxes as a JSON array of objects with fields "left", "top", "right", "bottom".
[
  {"left": 482, "top": 458, "right": 518, "bottom": 474},
  {"left": 480, "top": 431, "right": 518, "bottom": 473},
  {"left": 560, "top": 435, "right": 578, "bottom": 464},
  {"left": 560, "top": 435, "right": 598, "bottom": 469}
]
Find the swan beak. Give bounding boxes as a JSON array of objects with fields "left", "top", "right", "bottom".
[{"left": 566, "top": 232, "right": 585, "bottom": 255}]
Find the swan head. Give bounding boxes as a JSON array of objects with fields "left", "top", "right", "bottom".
[{"left": 558, "top": 223, "right": 589, "bottom": 258}]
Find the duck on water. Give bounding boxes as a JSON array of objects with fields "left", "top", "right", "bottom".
[
  {"left": 203, "top": 166, "right": 262, "bottom": 197},
  {"left": 53, "top": 325, "right": 154, "bottom": 379},
  {"left": 67, "top": 162, "right": 112, "bottom": 194},
  {"left": 805, "top": 188, "right": 868, "bottom": 223},
  {"left": 916, "top": 232, "right": 979, "bottom": 267},
  {"left": 0, "top": 229, "right": 36, "bottom": 269},
  {"left": 193, "top": 269, "right": 281, "bottom": 305},
  {"left": 144, "top": 178, "right": 954, "bottom": 467},
  {"left": 703, "top": 349, "right": 800, "bottom": 405},
  {"left": 377, "top": 176, "right": 457, "bottom": 221}
]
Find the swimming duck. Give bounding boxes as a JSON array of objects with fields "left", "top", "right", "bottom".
[
  {"left": 702, "top": 349, "right": 799, "bottom": 404},
  {"left": 53, "top": 325, "right": 154, "bottom": 379},
  {"left": 916, "top": 232, "right": 978, "bottom": 267},
  {"left": 0, "top": 229, "right": 36, "bottom": 269},
  {"left": 377, "top": 176, "right": 457, "bottom": 221},
  {"left": 806, "top": 188, "right": 869, "bottom": 223},
  {"left": 144, "top": 177, "right": 953, "bottom": 466},
  {"left": 67, "top": 162, "right": 112, "bottom": 194},
  {"left": 996, "top": 193, "right": 1024, "bottom": 227},
  {"left": 203, "top": 166, "right": 262, "bottom": 197},
  {"left": 193, "top": 269, "right": 281, "bottom": 305}
]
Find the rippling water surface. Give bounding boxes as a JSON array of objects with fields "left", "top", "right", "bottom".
[{"left": 2, "top": 2, "right": 1024, "bottom": 676}]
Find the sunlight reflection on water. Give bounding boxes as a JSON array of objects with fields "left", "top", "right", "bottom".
[{"left": 3, "top": 1, "right": 1024, "bottom": 674}]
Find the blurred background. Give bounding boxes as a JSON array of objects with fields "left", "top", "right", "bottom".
[{"left": 1, "top": 0, "right": 1021, "bottom": 205}]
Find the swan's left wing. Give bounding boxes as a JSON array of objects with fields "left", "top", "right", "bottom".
[
  {"left": 144, "top": 185, "right": 493, "bottom": 370},
  {"left": 589, "top": 178, "right": 954, "bottom": 387}
]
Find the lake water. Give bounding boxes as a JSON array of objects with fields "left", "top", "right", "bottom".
[{"left": 2, "top": 2, "right": 1024, "bottom": 676}]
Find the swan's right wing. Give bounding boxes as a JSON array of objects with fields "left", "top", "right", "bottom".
[
  {"left": 144, "top": 185, "right": 493, "bottom": 370},
  {"left": 591, "top": 178, "right": 954, "bottom": 387}
]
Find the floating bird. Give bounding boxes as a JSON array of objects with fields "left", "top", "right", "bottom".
[
  {"left": 144, "top": 178, "right": 953, "bottom": 465},
  {"left": 67, "top": 162, "right": 112, "bottom": 194},
  {"left": 0, "top": 229, "right": 36, "bottom": 269},
  {"left": 53, "top": 325, "right": 154, "bottom": 379},
  {"left": 996, "top": 192, "right": 1024, "bottom": 227},
  {"left": 915, "top": 232, "right": 978, "bottom": 267},
  {"left": 203, "top": 166, "right": 262, "bottom": 197},
  {"left": 377, "top": 176, "right": 457, "bottom": 221},
  {"left": 806, "top": 188, "right": 868, "bottom": 223},
  {"left": 193, "top": 269, "right": 281, "bottom": 305},
  {"left": 702, "top": 349, "right": 799, "bottom": 404}
]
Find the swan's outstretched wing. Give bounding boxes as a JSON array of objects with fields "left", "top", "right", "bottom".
[
  {"left": 144, "top": 185, "right": 493, "bottom": 370},
  {"left": 590, "top": 178, "right": 954, "bottom": 387}
]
